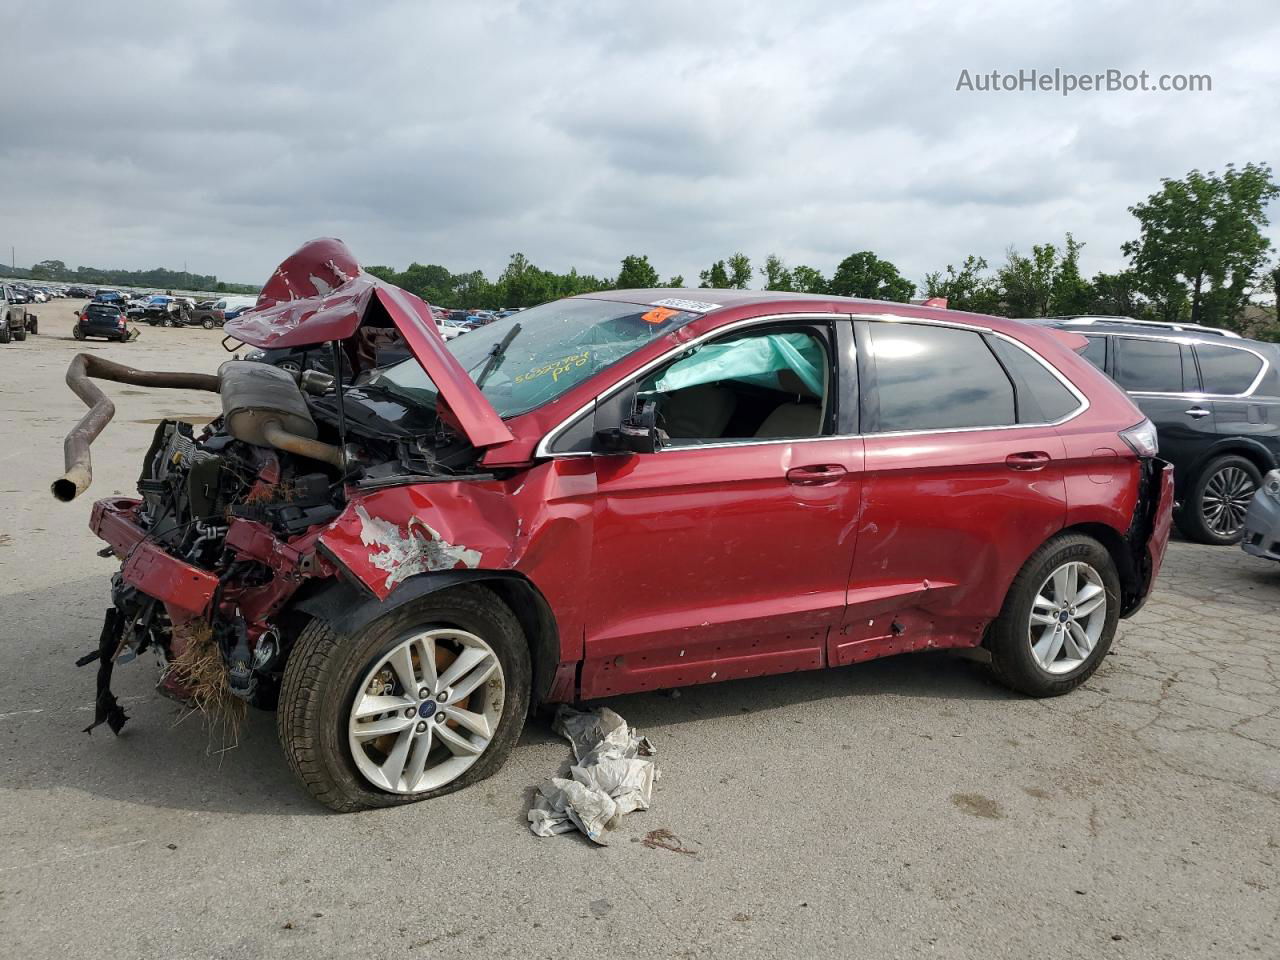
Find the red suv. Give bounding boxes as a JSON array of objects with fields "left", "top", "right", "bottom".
[{"left": 55, "top": 239, "right": 1173, "bottom": 811}]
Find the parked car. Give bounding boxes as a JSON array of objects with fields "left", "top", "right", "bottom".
[
  {"left": 216, "top": 296, "right": 258, "bottom": 321},
  {"left": 1040, "top": 318, "right": 1280, "bottom": 545},
  {"left": 73, "top": 302, "right": 132, "bottom": 342},
  {"left": 66, "top": 285, "right": 92, "bottom": 299},
  {"left": 1, "top": 283, "right": 36, "bottom": 343},
  {"left": 52, "top": 238, "right": 1172, "bottom": 812},
  {"left": 1241, "top": 470, "right": 1280, "bottom": 562},
  {"left": 93, "top": 289, "right": 125, "bottom": 306},
  {"left": 190, "top": 299, "right": 224, "bottom": 329}
]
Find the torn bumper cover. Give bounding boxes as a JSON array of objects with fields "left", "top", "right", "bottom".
[{"left": 1120, "top": 458, "right": 1174, "bottom": 618}]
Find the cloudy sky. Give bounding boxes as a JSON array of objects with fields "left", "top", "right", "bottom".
[{"left": 2, "top": 0, "right": 1277, "bottom": 289}]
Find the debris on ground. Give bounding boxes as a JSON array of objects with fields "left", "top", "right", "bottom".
[
  {"left": 641, "top": 827, "right": 697, "bottom": 856},
  {"left": 528, "top": 706, "right": 658, "bottom": 844}
]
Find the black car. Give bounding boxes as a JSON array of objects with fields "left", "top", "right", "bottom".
[
  {"left": 1043, "top": 318, "right": 1280, "bottom": 544},
  {"left": 74, "top": 302, "right": 132, "bottom": 342}
]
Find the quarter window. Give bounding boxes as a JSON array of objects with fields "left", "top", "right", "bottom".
[
  {"left": 1195, "top": 344, "right": 1263, "bottom": 395},
  {"left": 988, "top": 338, "right": 1081, "bottom": 423},
  {"left": 1114, "top": 338, "right": 1185, "bottom": 392},
  {"left": 1080, "top": 336, "right": 1106, "bottom": 370},
  {"left": 869, "top": 323, "right": 1016, "bottom": 432}
]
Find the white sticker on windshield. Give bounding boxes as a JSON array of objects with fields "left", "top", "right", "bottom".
[{"left": 649, "top": 297, "right": 721, "bottom": 312}]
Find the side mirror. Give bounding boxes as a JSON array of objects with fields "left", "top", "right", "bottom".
[{"left": 593, "top": 400, "right": 663, "bottom": 455}]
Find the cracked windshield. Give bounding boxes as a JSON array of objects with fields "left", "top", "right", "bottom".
[{"left": 371, "top": 297, "right": 698, "bottom": 416}]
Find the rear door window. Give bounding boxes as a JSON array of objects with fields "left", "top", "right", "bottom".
[
  {"left": 1194, "top": 344, "right": 1263, "bottom": 395},
  {"left": 1113, "top": 338, "right": 1185, "bottom": 392},
  {"left": 868, "top": 323, "right": 1016, "bottom": 432}
]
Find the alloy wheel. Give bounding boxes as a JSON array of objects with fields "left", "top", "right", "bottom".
[
  {"left": 348, "top": 627, "right": 504, "bottom": 794},
  {"left": 1201, "top": 465, "right": 1256, "bottom": 538},
  {"left": 1028, "top": 561, "right": 1107, "bottom": 675}
]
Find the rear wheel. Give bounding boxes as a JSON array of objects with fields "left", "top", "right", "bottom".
[
  {"left": 161, "top": 316, "right": 173, "bottom": 327},
  {"left": 201, "top": 318, "right": 215, "bottom": 329},
  {"left": 13, "top": 325, "right": 26, "bottom": 341},
  {"left": 987, "top": 533, "right": 1119, "bottom": 697},
  {"left": 72, "top": 324, "right": 85, "bottom": 340},
  {"left": 1176, "top": 455, "right": 1261, "bottom": 545},
  {"left": 0, "top": 323, "right": 10, "bottom": 344},
  {"left": 278, "top": 585, "right": 531, "bottom": 812}
]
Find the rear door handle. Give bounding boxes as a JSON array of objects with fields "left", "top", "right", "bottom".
[
  {"left": 786, "top": 464, "right": 848, "bottom": 485},
  {"left": 1006, "top": 451, "right": 1051, "bottom": 471},
  {"left": 1184, "top": 406, "right": 1211, "bottom": 419}
]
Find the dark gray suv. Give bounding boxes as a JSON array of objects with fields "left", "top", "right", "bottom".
[{"left": 1040, "top": 317, "right": 1280, "bottom": 545}]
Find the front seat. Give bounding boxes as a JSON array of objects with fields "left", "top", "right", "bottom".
[
  {"left": 755, "top": 369, "right": 823, "bottom": 438},
  {"left": 659, "top": 383, "right": 737, "bottom": 440}
]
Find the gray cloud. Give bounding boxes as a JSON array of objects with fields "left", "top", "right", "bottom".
[{"left": 1, "top": 0, "right": 1276, "bottom": 290}]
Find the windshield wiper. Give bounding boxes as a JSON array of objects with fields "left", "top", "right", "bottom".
[{"left": 474, "top": 322, "right": 522, "bottom": 389}]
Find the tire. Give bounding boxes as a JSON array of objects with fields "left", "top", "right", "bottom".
[
  {"left": 72, "top": 324, "right": 85, "bottom": 340},
  {"left": 278, "top": 360, "right": 302, "bottom": 375},
  {"left": 13, "top": 325, "right": 26, "bottom": 342},
  {"left": 0, "top": 324, "right": 9, "bottom": 344},
  {"left": 1175, "top": 454, "right": 1262, "bottom": 546},
  {"left": 201, "top": 318, "right": 215, "bottom": 329},
  {"left": 278, "top": 584, "right": 531, "bottom": 812},
  {"left": 987, "top": 533, "right": 1120, "bottom": 697},
  {"left": 161, "top": 317, "right": 173, "bottom": 328}
]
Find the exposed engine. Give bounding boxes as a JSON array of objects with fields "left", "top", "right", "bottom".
[{"left": 68, "top": 356, "right": 479, "bottom": 731}]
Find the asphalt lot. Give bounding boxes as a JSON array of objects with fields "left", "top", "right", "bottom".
[{"left": 1, "top": 301, "right": 1278, "bottom": 959}]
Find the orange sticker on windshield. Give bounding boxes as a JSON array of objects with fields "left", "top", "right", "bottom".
[{"left": 641, "top": 307, "right": 678, "bottom": 325}]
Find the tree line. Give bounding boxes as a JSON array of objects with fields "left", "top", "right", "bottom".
[
  {"left": 369, "top": 163, "right": 1279, "bottom": 342},
  {"left": 3, "top": 259, "right": 260, "bottom": 295}
]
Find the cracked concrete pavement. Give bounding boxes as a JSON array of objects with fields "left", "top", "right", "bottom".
[{"left": 1, "top": 301, "right": 1277, "bottom": 959}]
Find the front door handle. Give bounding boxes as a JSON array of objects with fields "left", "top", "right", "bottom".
[
  {"left": 1006, "top": 451, "right": 1051, "bottom": 471},
  {"left": 1184, "top": 406, "right": 1211, "bottom": 419},
  {"left": 786, "top": 464, "right": 847, "bottom": 485}
]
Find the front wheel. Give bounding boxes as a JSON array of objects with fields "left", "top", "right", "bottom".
[
  {"left": 278, "top": 584, "right": 531, "bottom": 812},
  {"left": 987, "top": 533, "right": 1120, "bottom": 697},
  {"left": 0, "top": 324, "right": 10, "bottom": 344},
  {"left": 161, "top": 317, "right": 173, "bottom": 327},
  {"left": 1176, "top": 455, "right": 1261, "bottom": 545}
]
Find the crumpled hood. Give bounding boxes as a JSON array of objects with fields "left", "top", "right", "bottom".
[{"left": 225, "top": 238, "right": 513, "bottom": 449}]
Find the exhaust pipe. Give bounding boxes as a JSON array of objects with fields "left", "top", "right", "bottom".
[
  {"left": 54, "top": 354, "right": 347, "bottom": 502},
  {"left": 53, "top": 354, "right": 220, "bottom": 502}
]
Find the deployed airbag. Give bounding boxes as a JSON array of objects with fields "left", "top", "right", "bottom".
[{"left": 649, "top": 332, "right": 824, "bottom": 396}]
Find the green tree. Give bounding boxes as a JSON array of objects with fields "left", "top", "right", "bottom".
[
  {"left": 759, "top": 254, "right": 794, "bottom": 291},
  {"left": 699, "top": 260, "right": 730, "bottom": 288},
  {"left": 726, "top": 252, "right": 752, "bottom": 289},
  {"left": 790, "top": 265, "right": 828, "bottom": 294},
  {"left": 997, "top": 242, "right": 1060, "bottom": 317},
  {"left": 665, "top": 274, "right": 685, "bottom": 287},
  {"left": 922, "top": 255, "right": 1001, "bottom": 313},
  {"left": 30, "top": 259, "right": 68, "bottom": 280},
  {"left": 1087, "top": 270, "right": 1146, "bottom": 318},
  {"left": 615, "top": 254, "right": 660, "bottom": 289},
  {"left": 828, "top": 251, "right": 914, "bottom": 302},
  {"left": 1123, "top": 163, "right": 1279, "bottom": 329},
  {"left": 1048, "top": 233, "right": 1093, "bottom": 315}
]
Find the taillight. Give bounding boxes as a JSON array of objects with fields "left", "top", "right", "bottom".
[{"left": 1119, "top": 419, "right": 1158, "bottom": 458}]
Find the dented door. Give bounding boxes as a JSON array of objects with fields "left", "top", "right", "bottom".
[{"left": 578, "top": 437, "right": 864, "bottom": 698}]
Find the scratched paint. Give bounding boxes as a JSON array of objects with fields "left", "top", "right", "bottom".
[{"left": 355, "top": 505, "right": 480, "bottom": 587}]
